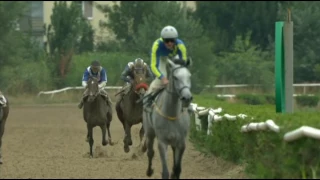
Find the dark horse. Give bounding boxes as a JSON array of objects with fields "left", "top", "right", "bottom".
[
  {"left": 83, "top": 76, "right": 113, "bottom": 158},
  {"left": 0, "top": 93, "right": 9, "bottom": 164},
  {"left": 115, "top": 67, "right": 150, "bottom": 153}
]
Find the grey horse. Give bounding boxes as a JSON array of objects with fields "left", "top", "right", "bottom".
[
  {"left": 0, "top": 93, "right": 9, "bottom": 164},
  {"left": 83, "top": 76, "right": 113, "bottom": 158},
  {"left": 115, "top": 67, "right": 151, "bottom": 153},
  {"left": 142, "top": 58, "right": 193, "bottom": 179}
]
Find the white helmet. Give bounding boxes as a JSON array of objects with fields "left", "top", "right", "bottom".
[{"left": 160, "top": 25, "right": 178, "bottom": 39}]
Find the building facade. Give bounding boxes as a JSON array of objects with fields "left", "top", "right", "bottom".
[{"left": 19, "top": 1, "right": 196, "bottom": 48}]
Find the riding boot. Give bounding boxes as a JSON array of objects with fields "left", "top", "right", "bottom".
[{"left": 78, "top": 99, "right": 84, "bottom": 109}]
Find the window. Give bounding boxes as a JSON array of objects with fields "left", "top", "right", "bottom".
[
  {"left": 82, "top": 1, "right": 93, "bottom": 20},
  {"left": 31, "top": 1, "right": 44, "bottom": 19}
]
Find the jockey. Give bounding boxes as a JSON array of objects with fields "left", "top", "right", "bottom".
[
  {"left": 78, "top": 60, "right": 110, "bottom": 109},
  {"left": 145, "top": 25, "right": 187, "bottom": 104},
  {"left": 119, "top": 58, "right": 154, "bottom": 97}
]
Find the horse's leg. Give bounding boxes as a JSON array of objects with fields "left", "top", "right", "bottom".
[
  {"left": 85, "top": 131, "right": 89, "bottom": 142},
  {"left": 158, "top": 141, "right": 169, "bottom": 179},
  {"left": 100, "top": 124, "right": 108, "bottom": 146},
  {"left": 106, "top": 119, "right": 114, "bottom": 145},
  {"left": 139, "top": 122, "right": 144, "bottom": 142},
  {"left": 123, "top": 121, "right": 132, "bottom": 153},
  {"left": 0, "top": 137, "right": 2, "bottom": 165},
  {"left": 116, "top": 102, "right": 127, "bottom": 148},
  {"left": 0, "top": 139, "right": 2, "bottom": 165},
  {"left": 146, "top": 133, "right": 155, "bottom": 177},
  {"left": 138, "top": 123, "right": 147, "bottom": 153},
  {"left": 0, "top": 121, "right": 4, "bottom": 164},
  {"left": 87, "top": 124, "right": 94, "bottom": 158},
  {"left": 170, "top": 142, "right": 186, "bottom": 179}
]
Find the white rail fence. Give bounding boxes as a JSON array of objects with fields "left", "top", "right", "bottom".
[
  {"left": 37, "top": 83, "right": 320, "bottom": 99},
  {"left": 207, "top": 83, "right": 320, "bottom": 94},
  {"left": 191, "top": 102, "right": 320, "bottom": 142},
  {"left": 37, "top": 84, "right": 320, "bottom": 141},
  {"left": 37, "top": 86, "right": 122, "bottom": 98}
]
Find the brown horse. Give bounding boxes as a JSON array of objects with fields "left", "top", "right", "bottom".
[
  {"left": 83, "top": 76, "right": 113, "bottom": 158},
  {"left": 0, "top": 93, "right": 9, "bottom": 164},
  {"left": 115, "top": 66, "right": 150, "bottom": 153}
]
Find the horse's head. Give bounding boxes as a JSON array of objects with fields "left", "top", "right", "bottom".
[
  {"left": 131, "top": 59, "right": 149, "bottom": 98},
  {"left": 166, "top": 57, "right": 193, "bottom": 108},
  {"left": 86, "top": 76, "right": 100, "bottom": 102}
]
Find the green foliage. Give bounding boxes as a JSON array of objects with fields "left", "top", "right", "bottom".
[
  {"left": 236, "top": 94, "right": 267, "bottom": 105},
  {"left": 277, "top": 2, "right": 320, "bottom": 83},
  {"left": 0, "top": 60, "right": 53, "bottom": 94},
  {"left": 0, "top": 2, "right": 28, "bottom": 67},
  {"left": 194, "top": 1, "right": 281, "bottom": 52},
  {"left": 236, "top": 94, "right": 275, "bottom": 105},
  {"left": 95, "top": 39, "right": 122, "bottom": 53},
  {"left": 45, "top": 1, "right": 94, "bottom": 86},
  {"left": 65, "top": 52, "right": 148, "bottom": 87},
  {"left": 216, "top": 32, "right": 274, "bottom": 89},
  {"left": 77, "top": 20, "right": 95, "bottom": 53},
  {"left": 191, "top": 94, "right": 320, "bottom": 178},
  {"left": 295, "top": 95, "right": 320, "bottom": 107},
  {"left": 96, "top": 1, "right": 155, "bottom": 48},
  {"left": 0, "top": 2, "right": 55, "bottom": 95}
]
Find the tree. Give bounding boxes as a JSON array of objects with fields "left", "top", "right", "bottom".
[
  {"left": 96, "top": 1, "right": 155, "bottom": 49},
  {"left": 0, "top": 1, "right": 28, "bottom": 67},
  {"left": 77, "top": 21, "right": 95, "bottom": 54},
  {"left": 194, "top": 1, "right": 282, "bottom": 52},
  {"left": 45, "top": 1, "right": 94, "bottom": 86},
  {"left": 278, "top": 2, "right": 320, "bottom": 83},
  {"left": 216, "top": 32, "right": 274, "bottom": 90}
]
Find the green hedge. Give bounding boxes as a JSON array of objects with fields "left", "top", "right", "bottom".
[
  {"left": 234, "top": 94, "right": 319, "bottom": 108},
  {"left": 0, "top": 52, "right": 147, "bottom": 95},
  {"left": 190, "top": 94, "right": 320, "bottom": 178},
  {"left": 65, "top": 52, "right": 148, "bottom": 87}
]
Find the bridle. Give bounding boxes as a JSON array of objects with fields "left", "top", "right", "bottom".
[
  {"left": 87, "top": 76, "right": 100, "bottom": 99},
  {"left": 131, "top": 65, "right": 149, "bottom": 95},
  {"left": 165, "top": 65, "right": 190, "bottom": 98}
]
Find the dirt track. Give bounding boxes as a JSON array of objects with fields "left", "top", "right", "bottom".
[{"left": 0, "top": 104, "right": 245, "bottom": 179}]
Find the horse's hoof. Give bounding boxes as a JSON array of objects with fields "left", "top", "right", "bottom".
[
  {"left": 170, "top": 173, "right": 177, "bottom": 179},
  {"left": 128, "top": 139, "right": 133, "bottom": 146},
  {"left": 141, "top": 145, "right": 147, "bottom": 153},
  {"left": 0, "top": 158, "right": 3, "bottom": 164},
  {"left": 108, "top": 138, "right": 114, "bottom": 146},
  {"left": 124, "top": 146, "right": 130, "bottom": 153},
  {"left": 146, "top": 168, "right": 154, "bottom": 177},
  {"left": 102, "top": 140, "right": 108, "bottom": 146},
  {"left": 89, "top": 155, "right": 93, "bottom": 159}
]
